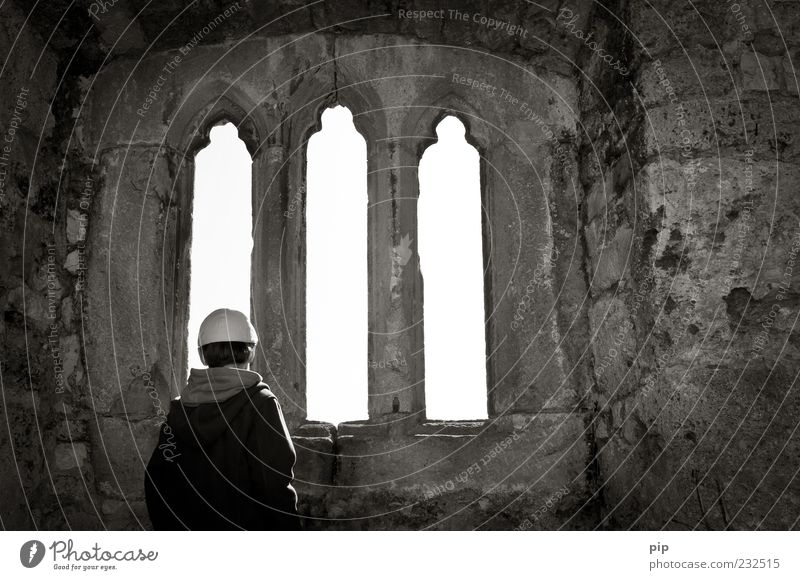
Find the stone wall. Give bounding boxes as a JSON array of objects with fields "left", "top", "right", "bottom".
[
  {"left": 78, "top": 23, "right": 594, "bottom": 528},
  {"left": 0, "top": 1, "right": 107, "bottom": 528},
  {"left": 582, "top": 0, "right": 800, "bottom": 529},
  {"left": 1, "top": 0, "right": 799, "bottom": 530}
]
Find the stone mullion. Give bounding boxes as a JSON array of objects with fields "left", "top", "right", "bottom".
[
  {"left": 250, "top": 144, "right": 306, "bottom": 428},
  {"left": 367, "top": 135, "right": 426, "bottom": 422}
]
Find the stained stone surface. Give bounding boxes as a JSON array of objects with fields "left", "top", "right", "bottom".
[{"left": 1, "top": 0, "right": 799, "bottom": 530}]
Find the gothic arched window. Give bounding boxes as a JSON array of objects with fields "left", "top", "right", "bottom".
[
  {"left": 418, "top": 116, "right": 489, "bottom": 420},
  {"left": 187, "top": 122, "right": 253, "bottom": 372},
  {"left": 305, "top": 106, "right": 369, "bottom": 424}
]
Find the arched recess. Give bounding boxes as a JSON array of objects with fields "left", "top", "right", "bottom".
[
  {"left": 164, "top": 84, "right": 268, "bottom": 396},
  {"left": 404, "top": 87, "right": 563, "bottom": 418},
  {"left": 305, "top": 105, "right": 368, "bottom": 423},
  {"left": 401, "top": 95, "right": 496, "bottom": 419},
  {"left": 417, "top": 115, "right": 488, "bottom": 420},
  {"left": 168, "top": 81, "right": 266, "bottom": 156},
  {"left": 282, "top": 75, "right": 387, "bottom": 423},
  {"left": 186, "top": 123, "right": 253, "bottom": 372},
  {"left": 403, "top": 89, "right": 494, "bottom": 157},
  {"left": 287, "top": 75, "right": 385, "bottom": 148}
]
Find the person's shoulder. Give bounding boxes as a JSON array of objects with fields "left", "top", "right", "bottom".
[
  {"left": 247, "top": 383, "right": 278, "bottom": 404},
  {"left": 244, "top": 385, "right": 286, "bottom": 425}
]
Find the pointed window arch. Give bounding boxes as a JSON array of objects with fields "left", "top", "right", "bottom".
[
  {"left": 305, "top": 105, "right": 369, "bottom": 424},
  {"left": 418, "top": 115, "right": 488, "bottom": 420}
]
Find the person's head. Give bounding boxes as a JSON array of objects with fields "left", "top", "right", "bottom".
[{"left": 197, "top": 308, "right": 258, "bottom": 368}]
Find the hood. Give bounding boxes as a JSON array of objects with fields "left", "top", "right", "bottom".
[
  {"left": 167, "top": 367, "right": 264, "bottom": 447},
  {"left": 181, "top": 367, "right": 263, "bottom": 406}
]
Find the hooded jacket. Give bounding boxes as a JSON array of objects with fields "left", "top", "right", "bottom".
[{"left": 145, "top": 367, "right": 300, "bottom": 530}]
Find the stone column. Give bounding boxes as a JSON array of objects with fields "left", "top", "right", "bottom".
[
  {"left": 481, "top": 142, "right": 574, "bottom": 416},
  {"left": 85, "top": 145, "right": 176, "bottom": 524},
  {"left": 251, "top": 143, "right": 305, "bottom": 429},
  {"left": 367, "top": 133, "right": 426, "bottom": 421}
]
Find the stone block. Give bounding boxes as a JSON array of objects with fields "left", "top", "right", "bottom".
[
  {"left": 109, "top": 365, "right": 172, "bottom": 421},
  {"left": 85, "top": 147, "right": 175, "bottom": 413},
  {"left": 638, "top": 51, "right": 734, "bottom": 107},
  {"left": 60, "top": 334, "right": 81, "bottom": 387},
  {"left": 293, "top": 435, "right": 335, "bottom": 490},
  {"left": 61, "top": 296, "right": 74, "bottom": 330},
  {"left": 92, "top": 416, "right": 161, "bottom": 501},
  {"left": 586, "top": 223, "right": 633, "bottom": 293},
  {"left": 336, "top": 413, "right": 587, "bottom": 494},
  {"left": 64, "top": 250, "right": 80, "bottom": 274},
  {"left": 783, "top": 54, "right": 799, "bottom": 95},
  {"left": 586, "top": 169, "right": 613, "bottom": 223},
  {"left": 54, "top": 442, "right": 89, "bottom": 471},
  {"left": 589, "top": 295, "right": 636, "bottom": 396},
  {"left": 5, "top": 285, "right": 51, "bottom": 332},
  {"left": 66, "top": 209, "right": 84, "bottom": 244},
  {"left": 55, "top": 409, "right": 88, "bottom": 442},
  {"left": 27, "top": 258, "right": 62, "bottom": 296},
  {"left": 630, "top": 1, "right": 730, "bottom": 55},
  {"left": 642, "top": 98, "right": 800, "bottom": 161},
  {"left": 741, "top": 51, "right": 780, "bottom": 91}
]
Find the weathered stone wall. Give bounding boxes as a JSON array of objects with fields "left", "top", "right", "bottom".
[
  {"left": 0, "top": 2, "right": 107, "bottom": 528},
  {"left": 582, "top": 0, "right": 800, "bottom": 529},
  {"left": 79, "top": 22, "right": 594, "bottom": 528},
  {"left": 2, "top": 0, "right": 799, "bottom": 530}
]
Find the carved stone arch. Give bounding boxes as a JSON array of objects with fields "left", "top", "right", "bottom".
[
  {"left": 166, "top": 80, "right": 269, "bottom": 159},
  {"left": 405, "top": 86, "right": 556, "bottom": 241},
  {"left": 336, "top": 77, "right": 386, "bottom": 145},
  {"left": 287, "top": 68, "right": 386, "bottom": 149},
  {"left": 403, "top": 90, "right": 494, "bottom": 162},
  {"left": 278, "top": 67, "right": 390, "bottom": 422},
  {"left": 402, "top": 88, "right": 560, "bottom": 421},
  {"left": 162, "top": 80, "right": 270, "bottom": 396}
]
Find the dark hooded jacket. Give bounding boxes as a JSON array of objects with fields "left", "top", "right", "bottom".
[{"left": 144, "top": 367, "right": 300, "bottom": 530}]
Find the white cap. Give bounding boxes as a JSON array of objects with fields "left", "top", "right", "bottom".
[{"left": 197, "top": 308, "right": 258, "bottom": 346}]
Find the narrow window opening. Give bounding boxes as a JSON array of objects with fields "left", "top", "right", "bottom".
[
  {"left": 306, "top": 106, "right": 368, "bottom": 424},
  {"left": 187, "top": 122, "right": 253, "bottom": 372},
  {"left": 418, "top": 116, "right": 488, "bottom": 420}
]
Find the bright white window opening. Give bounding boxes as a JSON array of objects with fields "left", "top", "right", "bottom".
[
  {"left": 418, "top": 116, "right": 488, "bottom": 420},
  {"left": 306, "top": 106, "right": 368, "bottom": 424},
  {"left": 187, "top": 123, "right": 254, "bottom": 372}
]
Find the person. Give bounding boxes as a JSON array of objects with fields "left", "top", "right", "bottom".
[{"left": 144, "top": 308, "right": 300, "bottom": 530}]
